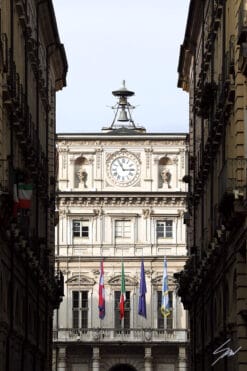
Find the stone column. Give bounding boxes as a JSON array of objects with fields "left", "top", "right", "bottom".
[
  {"left": 144, "top": 347, "right": 153, "bottom": 371},
  {"left": 92, "top": 347, "right": 100, "bottom": 371},
  {"left": 177, "top": 346, "right": 187, "bottom": 371},
  {"left": 57, "top": 347, "right": 67, "bottom": 371}
]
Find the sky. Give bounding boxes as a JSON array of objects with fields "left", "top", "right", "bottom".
[{"left": 53, "top": 1, "right": 190, "bottom": 134}]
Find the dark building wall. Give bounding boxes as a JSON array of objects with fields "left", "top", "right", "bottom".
[{"left": 0, "top": 1, "right": 67, "bottom": 370}]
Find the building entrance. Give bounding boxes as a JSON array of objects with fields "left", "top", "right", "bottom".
[{"left": 109, "top": 364, "right": 137, "bottom": 371}]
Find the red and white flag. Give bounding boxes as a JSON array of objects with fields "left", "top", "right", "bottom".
[{"left": 98, "top": 260, "right": 105, "bottom": 319}]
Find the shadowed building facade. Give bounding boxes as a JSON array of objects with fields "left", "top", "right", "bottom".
[
  {"left": 177, "top": 1, "right": 247, "bottom": 370},
  {"left": 0, "top": 0, "right": 67, "bottom": 370}
]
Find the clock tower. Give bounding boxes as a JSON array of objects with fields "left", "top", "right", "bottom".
[{"left": 54, "top": 83, "right": 189, "bottom": 371}]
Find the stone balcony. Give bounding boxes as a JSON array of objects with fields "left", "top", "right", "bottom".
[{"left": 53, "top": 327, "right": 189, "bottom": 344}]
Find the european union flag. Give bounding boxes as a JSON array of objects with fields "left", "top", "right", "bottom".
[
  {"left": 138, "top": 260, "right": 147, "bottom": 318},
  {"left": 161, "top": 257, "right": 171, "bottom": 317}
]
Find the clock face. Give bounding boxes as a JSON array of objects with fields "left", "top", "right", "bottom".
[{"left": 107, "top": 152, "right": 140, "bottom": 186}]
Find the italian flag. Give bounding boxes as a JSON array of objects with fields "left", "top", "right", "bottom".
[
  {"left": 14, "top": 183, "right": 33, "bottom": 209},
  {"left": 17, "top": 183, "right": 32, "bottom": 208},
  {"left": 13, "top": 182, "right": 19, "bottom": 217},
  {"left": 119, "top": 261, "right": 126, "bottom": 320}
]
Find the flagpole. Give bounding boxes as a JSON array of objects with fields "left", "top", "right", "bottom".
[
  {"left": 121, "top": 258, "right": 123, "bottom": 331},
  {"left": 122, "top": 247, "right": 123, "bottom": 330}
]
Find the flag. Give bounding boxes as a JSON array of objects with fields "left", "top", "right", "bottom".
[
  {"left": 13, "top": 178, "right": 19, "bottom": 217},
  {"left": 18, "top": 183, "right": 32, "bottom": 208},
  {"left": 138, "top": 260, "right": 147, "bottom": 318},
  {"left": 119, "top": 261, "right": 126, "bottom": 320},
  {"left": 161, "top": 257, "right": 171, "bottom": 317},
  {"left": 98, "top": 260, "right": 105, "bottom": 319}
]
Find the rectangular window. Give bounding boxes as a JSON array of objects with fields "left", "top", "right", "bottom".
[
  {"left": 114, "top": 291, "right": 130, "bottom": 331},
  {"left": 157, "top": 220, "right": 173, "bottom": 238},
  {"left": 115, "top": 220, "right": 131, "bottom": 238},
  {"left": 72, "top": 220, "right": 89, "bottom": 238},
  {"left": 157, "top": 291, "right": 173, "bottom": 330},
  {"left": 72, "top": 291, "right": 88, "bottom": 329}
]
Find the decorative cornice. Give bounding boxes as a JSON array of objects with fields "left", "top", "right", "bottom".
[{"left": 58, "top": 194, "right": 187, "bottom": 208}]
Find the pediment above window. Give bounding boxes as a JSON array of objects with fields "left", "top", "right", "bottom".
[
  {"left": 152, "top": 275, "right": 175, "bottom": 288},
  {"left": 108, "top": 275, "right": 138, "bottom": 287},
  {"left": 66, "top": 275, "right": 95, "bottom": 286}
]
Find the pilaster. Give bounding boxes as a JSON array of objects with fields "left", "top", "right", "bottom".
[{"left": 144, "top": 347, "right": 153, "bottom": 371}]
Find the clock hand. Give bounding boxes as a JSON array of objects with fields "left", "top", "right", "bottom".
[
  {"left": 117, "top": 160, "right": 124, "bottom": 170},
  {"left": 123, "top": 167, "right": 134, "bottom": 171}
]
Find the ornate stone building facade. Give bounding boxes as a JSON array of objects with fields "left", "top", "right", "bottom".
[
  {"left": 177, "top": 1, "right": 247, "bottom": 370},
  {"left": 0, "top": 1, "right": 67, "bottom": 370},
  {"left": 53, "top": 85, "right": 189, "bottom": 371}
]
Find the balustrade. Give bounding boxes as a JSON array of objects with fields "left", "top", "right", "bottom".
[
  {"left": 53, "top": 327, "right": 188, "bottom": 344},
  {"left": 218, "top": 158, "right": 247, "bottom": 200}
]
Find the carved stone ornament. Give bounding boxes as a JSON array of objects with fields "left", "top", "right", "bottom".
[
  {"left": 145, "top": 330, "right": 152, "bottom": 341},
  {"left": 59, "top": 209, "right": 67, "bottom": 218},
  {"left": 93, "top": 208, "right": 103, "bottom": 217},
  {"left": 142, "top": 208, "right": 153, "bottom": 219}
]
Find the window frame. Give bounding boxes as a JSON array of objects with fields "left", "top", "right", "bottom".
[
  {"left": 72, "top": 220, "right": 89, "bottom": 238},
  {"left": 115, "top": 219, "right": 131, "bottom": 239},
  {"left": 157, "top": 290, "right": 173, "bottom": 330},
  {"left": 114, "top": 290, "right": 130, "bottom": 331},
  {"left": 72, "top": 290, "right": 89, "bottom": 330},
  {"left": 156, "top": 219, "right": 173, "bottom": 239}
]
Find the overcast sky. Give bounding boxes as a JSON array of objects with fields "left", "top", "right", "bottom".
[{"left": 53, "top": 1, "right": 189, "bottom": 134}]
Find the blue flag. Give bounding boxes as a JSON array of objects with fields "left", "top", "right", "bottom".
[
  {"left": 138, "top": 260, "right": 147, "bottom": 318},
  {"left": 161, "top": 257, "right": 171, "bottom": 317}
]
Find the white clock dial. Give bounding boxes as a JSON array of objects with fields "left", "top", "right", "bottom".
[
  {"left": 111, "top": 156, "right": 137, "bottom": 183},
  {"left": 108, "top": 152, "right": 140, "bottom": 186}
]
